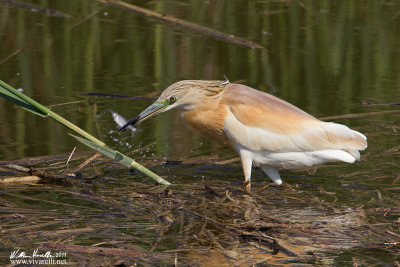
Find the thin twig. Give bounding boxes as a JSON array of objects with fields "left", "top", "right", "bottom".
[
  {"left": 73, "top": 152, "right": 102, "bottom": 173},
  {"left": 69, "top": 9, "right": 102, "bottom": 30},
  {"left": 47, "top": 100, "right": 87, "bottom": 108},
  {"left": 0, "top": 49, "right": 21, "bottom": 65},
  {"left": 3, "top": 164, "right": 30, "bottom": 172},
  {"left": 320, "top": 110, "right": 400, "bottom": 120},
  {"left": 66, "top": 147, "right": 77, "bottom": 166},
  {"left": 0, "top": 176, "right": 41, "bottom": 184}
]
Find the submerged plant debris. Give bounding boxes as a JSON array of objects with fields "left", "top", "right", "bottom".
[{"left": 1, "top": 113, "right": 399, "bottom": 266}]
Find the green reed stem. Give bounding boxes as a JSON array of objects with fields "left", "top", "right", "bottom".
[{"left": 0, "top": 79, "right": 170, "bottom": 185}]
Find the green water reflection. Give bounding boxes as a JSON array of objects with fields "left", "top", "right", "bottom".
[{"left": 0, "top": 0, "right": 399, "bottom": 160}]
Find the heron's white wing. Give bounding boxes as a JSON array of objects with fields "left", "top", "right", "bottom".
[{"left": 222, "top": 84, "right": 367, "bottom": 154}]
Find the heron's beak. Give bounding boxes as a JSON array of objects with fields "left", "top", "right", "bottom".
[{"left": 119, "top": 101, "right": 168, "bottom": 131}]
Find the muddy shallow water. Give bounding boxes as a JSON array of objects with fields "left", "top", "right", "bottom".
[{"left": 0, "top": 0, "right": 399, "bottom": 265}]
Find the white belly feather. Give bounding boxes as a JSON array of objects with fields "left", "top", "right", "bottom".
[
  {"left": 248, "top": 148, "right": 356, "bottom": 170},
  {"left": 224, "top": 113, "right": 364, "bottom": 171}
]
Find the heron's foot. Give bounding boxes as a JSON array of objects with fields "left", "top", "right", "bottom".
[{"left": 244, "top": 181, "right": 251, "bottom": 193}]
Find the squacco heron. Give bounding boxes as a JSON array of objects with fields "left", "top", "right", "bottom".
[{"left": 121, "top": 80, "right": 367, "bottom": 186}]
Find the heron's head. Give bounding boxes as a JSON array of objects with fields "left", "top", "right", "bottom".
[{"left": 120, "top": 80, "right": 228, "bottom": 129}]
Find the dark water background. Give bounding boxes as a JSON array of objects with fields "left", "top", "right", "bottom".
[
  {"left": 0, "top": 1, "right": 399, "bottom": 265},
  {"left": 1, "top": 0, "right": 399, "bottom": 161}
]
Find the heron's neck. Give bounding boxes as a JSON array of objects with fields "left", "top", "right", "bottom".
[{"left": 179, "top": 103, "right": 197, "bottom": 111}]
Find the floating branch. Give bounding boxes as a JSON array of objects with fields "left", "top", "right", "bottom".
[
  {"left": 0, "top": 79, "right": 170, "bottom": 185},
  {"left": 96, "top": 0, "right": 264, "bottom": 50}
]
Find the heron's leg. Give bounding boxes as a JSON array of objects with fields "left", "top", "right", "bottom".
[
  {"left": 261, "top": 165, "right": 283, "bottom": 185},
  {"left": 238, "top": 149, "right": 253, "bottom": 191}
]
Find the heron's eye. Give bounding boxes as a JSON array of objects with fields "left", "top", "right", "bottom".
[{"left": 169, "top": 96, "right": 176, "bottom": 103}]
